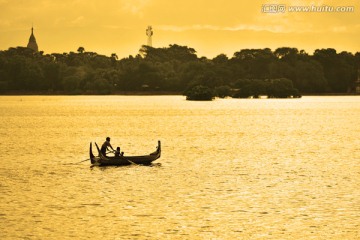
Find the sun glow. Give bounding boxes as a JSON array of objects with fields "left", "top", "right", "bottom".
[{"left": 0, "top": 0, "right": 359, "bottom": 58}]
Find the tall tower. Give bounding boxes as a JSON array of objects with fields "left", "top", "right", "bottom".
[
  {"left": 27, "top": 26, "right": 38, "bottom": 52},
  {"left": 146, "top": 26, "right": 153, "bottom": 47}
]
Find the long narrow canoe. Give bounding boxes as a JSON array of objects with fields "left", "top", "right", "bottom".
[{"left": 90, "top": 141, "right": 161, "bottom": 166}]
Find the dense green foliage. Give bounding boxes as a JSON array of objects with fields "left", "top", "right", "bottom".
[
  {"left": 0, "top": 45, "right": 359, "bottom": 95},
  {"left": 232, "top": 78, "right": 301, "bottom": 98},
  {"left": 185, "top": 85, "right": 214, "bottom": 101}
]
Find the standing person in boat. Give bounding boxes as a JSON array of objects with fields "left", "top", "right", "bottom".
[{"left": 101, "top": 137, "right": 115, "bottom": 156}]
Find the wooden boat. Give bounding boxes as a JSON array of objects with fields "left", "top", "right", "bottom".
[{"left": 89, "top": 141, "right": 161, "bottom": 166}]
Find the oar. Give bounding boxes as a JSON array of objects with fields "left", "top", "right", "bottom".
[
  {"left": 63, "top": 158, "right": 90, "bottom": 165},
  {"left": 78, "top": 158, "right": 90, "bottom": 163},
  {"left": 72, "top": 150, "right": 113, "bottom": 164},
  {"left": 76, "top": 150, "right": 112, "bottom": 163},
  {"left": 125, "top": 158, "right": 137, "bottom": 165}
]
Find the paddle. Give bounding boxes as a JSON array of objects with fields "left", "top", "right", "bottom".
[
  {"left": 78, "top": 158, "right": 90, "bottom": 163},
  {"left": 63, "top": 158, "right": 90, "bottom": 165},
  {"left": 126, "top": 159, "right": 137, "bottom": 165},
  {"left": 72, "top": 150, "right": 115, "bottom": 164}
]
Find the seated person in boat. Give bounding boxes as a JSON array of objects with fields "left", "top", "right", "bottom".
[
  {"left": 115, "top": 147, "right": 121, "bottom": 157},
  {"left": 101, "top": 137, "right": 115, "bottom": 156},
  {"left": 114, "top": 147, "right": 124, "bottom": 157}
]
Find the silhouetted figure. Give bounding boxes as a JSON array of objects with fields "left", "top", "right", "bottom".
[
  {"left": 101, "top": 137, "right": 114, "bottom": 156},
  {"left": 114, "top": 147, "right": 121, "bottom": 157}
]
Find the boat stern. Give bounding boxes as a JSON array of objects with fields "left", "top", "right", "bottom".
[{"left": 89, "top": 142, "right": 96, "bottom": 164}]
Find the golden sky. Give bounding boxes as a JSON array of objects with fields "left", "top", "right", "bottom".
[{"left": 0, "top": 0, "right": 359, "bottom": 58}]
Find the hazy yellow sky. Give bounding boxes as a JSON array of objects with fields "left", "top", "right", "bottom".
[{"left": 0, "top": 0, "right": 359, "bottom": 58}]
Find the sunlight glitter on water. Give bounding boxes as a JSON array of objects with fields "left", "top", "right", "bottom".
[{"left": 0, "top": 95, "right": 359, "bottom": 239}]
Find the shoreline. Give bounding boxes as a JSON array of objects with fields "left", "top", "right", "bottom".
[
  {"left": 0, "top": 91, "right": 183, "bottom": 96},
  {"left": 0, "top": 91, "right": 358, "bottom": 96}
]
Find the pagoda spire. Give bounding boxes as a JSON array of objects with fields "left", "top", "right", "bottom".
[{"left": 27, "top": 25, "right": 38, "bottom": 52}]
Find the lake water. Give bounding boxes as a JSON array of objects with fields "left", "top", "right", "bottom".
[{"left": 0, "top": 95, "right": 359, "bottom": 239}]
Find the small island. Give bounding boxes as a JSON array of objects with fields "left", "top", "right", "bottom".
[
  {"left": 184, "top": 78, "right": 301, "bottom": 101},
  {"left": 185, "top": 85, "right": 215, "bottom": 101}
]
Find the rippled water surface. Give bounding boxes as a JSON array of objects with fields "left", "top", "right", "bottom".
[{"left": 0, "top": 95, "right": 359, "bottom": 239}]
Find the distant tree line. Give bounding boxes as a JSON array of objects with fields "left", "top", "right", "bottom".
[{"left": 0, "top": 45, "right": 359, "bottom": 96}]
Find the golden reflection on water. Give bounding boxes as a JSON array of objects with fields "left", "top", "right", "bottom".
[{"left": 0, "top": 96, "right": 359, "bottom": 239}]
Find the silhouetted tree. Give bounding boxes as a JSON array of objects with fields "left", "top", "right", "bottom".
[
  {"left": 77, "top": 47, "right": 85, "bottom": 54},
  {"left": 184, "top": 85, "right": 214, "bottom": 101},
  {"left": 0, "top": 44, "right": 358, "bottom": 95}
]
